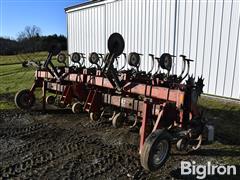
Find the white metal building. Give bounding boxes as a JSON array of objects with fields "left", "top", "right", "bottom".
[{"left": 65, "top": 0, "right": 240, "bottom": 100}]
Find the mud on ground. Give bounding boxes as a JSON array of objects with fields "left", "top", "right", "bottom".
[{"left": 0, "top": 108, "right": 239, "bottom": 180}]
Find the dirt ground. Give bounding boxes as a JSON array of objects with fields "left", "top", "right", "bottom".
[{"left": 0, "top": 106, "right": 240, "bottom": 179}]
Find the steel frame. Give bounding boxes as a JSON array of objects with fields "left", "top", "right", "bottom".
[{"left": 33, "top": 68, "right": 201, "bottom": 154}]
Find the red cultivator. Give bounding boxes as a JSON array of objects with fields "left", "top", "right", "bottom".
[{"left": 15, "top": 33, "right": 213, "bottom": 171}]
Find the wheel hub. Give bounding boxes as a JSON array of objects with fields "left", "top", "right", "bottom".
[{"left": 152, "top": 140, "right": 169, "bottom": 166}]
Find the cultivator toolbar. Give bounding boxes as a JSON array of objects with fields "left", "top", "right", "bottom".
[{"left": 15, "top": 33, "right": 213, "bottom": 171}]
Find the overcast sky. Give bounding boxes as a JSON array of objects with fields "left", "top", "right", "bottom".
[{"left": 0, "top": 0, "right": 87, "bottom": 39}]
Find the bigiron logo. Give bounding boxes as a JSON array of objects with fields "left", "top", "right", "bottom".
[{"left": 181, "top": 161, "right": 237, "bottom": 179}]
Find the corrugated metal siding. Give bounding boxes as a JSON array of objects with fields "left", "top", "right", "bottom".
[
  {"left": 66, "top": 0, "right": 240, "bottom": 99},
  {"left": 174, "top": 0, "right": 240, "bottom": 99},
  {"left": 67, "top": 5, "right": 106, "bottom": 67},
  {"left": 105, "top": 0, "right": 176, "bottom": 71}
]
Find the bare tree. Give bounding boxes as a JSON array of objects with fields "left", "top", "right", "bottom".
[{"left": 17, "top": 25, "right": 41, "bottom": 41}]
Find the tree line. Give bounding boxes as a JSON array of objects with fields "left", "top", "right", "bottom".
[{"left": 0, "top": 25, "right": 67, "bottom": 55}]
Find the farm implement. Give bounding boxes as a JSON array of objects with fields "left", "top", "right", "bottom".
[{"left": 15, "top": 33, "right": 214, "bottom": 171}]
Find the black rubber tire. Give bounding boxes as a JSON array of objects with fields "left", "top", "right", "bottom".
[
  {"left": 71, "top": 52, "right": 81, "bottom": 63},
  {"left": 58, "top": 102, "right": 66, "bottom": 108},
  {"left": 72, "top": 102, "right": 83, "bottom": 114},
  {"left": 112, "top": 112, "right": 124, "bottom": 128},
  {"left": 15, "top": 89, "right": 35, "bottom": 110},
  {"left": 89, "top": 52, "right": 99, "bottom": 65},
  {"left": 57, "top": 53, "right": 67, "bottom": 64},
  {"left": 90, "top": 111, "right": 101, "bottom": 121},
  {"left": 128, "top": 52, "right": 140, "bottom": 67},
  {"left": 46, "top": 95, "right": 55, "bottom": 105},
  {"left": 176, "top": 138, "right": 188, "bottom": 151},
  {"left": 159, "top": 53, "right": 172, "bottom": 71},
  {"left": 140, "top": 129, "right": 171, "bottom": 171}
]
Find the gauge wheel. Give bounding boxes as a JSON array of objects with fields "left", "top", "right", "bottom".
[
  {"left": 176, "top": 138, "right": 188, "bottom": 151},
  {"left": 15, "top": 89, "right": 35, "bottom": 110},
  {"left": 140, "top": 129, "right": 171, "bottom": 171},
  {"left": 58, "top": 102, "right": 66, "bottom": 108},
  {"left": 57, "top": 53, "right": 67, "bottom": 64},
  {"left": 112, "top": 112, "right": 124, "bottom": 128},
  {"left": 159, "top": 53, "right": 172, "bottom": 71},
  {"left": 46, "top": 95, "right": 55, "bottom": 105},
  {"left": 72, "top": 102, "right": 83, "bottom": 114},
  {"left": 71, "top": 52, "right": 81, "bottom": 63},
  {"left": 89, "top": 52, "right": 99, "bottom": 65},
  {"left": 89, "top": 111, "right": 101, "bottom": 121},
  {"left": 128, "top": 52, "right": 140, "bottom": 67}
]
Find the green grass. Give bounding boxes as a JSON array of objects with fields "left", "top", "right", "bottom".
[
  {"left": 199, "top": 96, "right": 240, "bottom": 112},
  {"left": 0, "top": 51, "right": 67, "bottom": 65},
  {"left": 0, "top": 63, "right": 35, "bottom": 110},
  {"left": 0, "top": 100, "right": 15, "bottom": 110},
  {"left": 198, "top": 96, "right": 240, "bottom": 145},
  {"left": 0, "top": 64, "right": 35, "bottom": 94},
  {"left": 0, "top": 51, "right": 48, "bottom": 65},
  {"left": 0, "top": 52, "right": 67, "bottom": 110}
]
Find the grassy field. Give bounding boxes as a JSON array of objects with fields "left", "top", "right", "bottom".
[
  {"left": 0, "top": 51, "right": 48, "bottom": 65},
  {"left": 0, "top": 64, "right": 35, "bottom": 109},
  {"left": 0, "top": 52, "right": 54, "bottom": 93},
  {"left": 199, "top": 97, "right": 240, "bottom": 145},
  {"left": 0, "top": 52, "right": 63, "bottom": 109},
  {"left": 0, "top": 64, "right": 35, "bottom": 92}
]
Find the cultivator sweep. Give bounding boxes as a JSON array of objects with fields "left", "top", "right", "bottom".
[{"left": 15, "top": 33, "right": 213, "bottom": 171}]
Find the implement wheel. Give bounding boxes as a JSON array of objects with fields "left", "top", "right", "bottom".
[
  {"left": 15, "top": 89, "right": 35, "bottom": 110},
  {"left": 58, "top": 102, "right": 66, "bottom": 108},
  {"left": 89, "top": 52, "right": 99, "bottom": 65},
  {"left": 140, "top": 129, "right": 171, "bottom": 171},
  {"left": 112, "top": 112, "right": 124, "bottom": 128},
  {"left": 90, "top": 111, "right": 101, "bottom": 121},
  {"left": 128, "top": 52, "right": 140, "bottom": 67},
  {"left": 46, "top": 95, "right": 55, "bottom": 105},
  {"left": 72, "top": 102, "right": 83, "bottom": 114}
]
